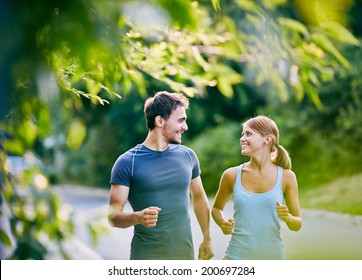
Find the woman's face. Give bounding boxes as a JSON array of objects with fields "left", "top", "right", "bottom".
[{"left": 240, "top": 124, "right": 266, "bottom": 156}]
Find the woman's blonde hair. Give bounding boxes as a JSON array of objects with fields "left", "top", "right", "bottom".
[{"left": 243, "top": 115, "right": 292, "bottom": 169}]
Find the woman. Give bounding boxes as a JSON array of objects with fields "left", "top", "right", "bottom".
[{"left": 212, "top": 115, "right": 302, "bottom": 260}]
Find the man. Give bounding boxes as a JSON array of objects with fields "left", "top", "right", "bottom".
[{"left": 108, "top": 91, "right": 214, "bottom": 260}]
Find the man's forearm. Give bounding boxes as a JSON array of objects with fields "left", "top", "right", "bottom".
[
  {"left": 193, "top": 195, "right": 211, "bottom": 238},
  {"left": 108, "top": 207, "right": 140, "bottom": 228}
]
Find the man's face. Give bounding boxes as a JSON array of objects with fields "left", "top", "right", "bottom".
[{"left": 162, "top": 106, "right": 188, "bottom": 144}]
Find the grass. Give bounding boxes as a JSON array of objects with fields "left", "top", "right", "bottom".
[{"left": 299, "top": 173, "right": 362, "bottom": 215}]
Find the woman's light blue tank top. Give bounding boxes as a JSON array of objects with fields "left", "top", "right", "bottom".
[{"left": 225, "top": 164, "right": 285, "bottom": 260}]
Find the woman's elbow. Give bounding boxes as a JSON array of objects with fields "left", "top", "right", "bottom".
[{"left": 288, "top": 220, "right": 302, "bottom": 232}]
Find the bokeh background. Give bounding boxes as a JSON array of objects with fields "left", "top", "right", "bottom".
[{"left": 1, "top": 0, "right": 361, "bottom": 259}]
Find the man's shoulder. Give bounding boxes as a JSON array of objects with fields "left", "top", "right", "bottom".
[
  {"left": 173, "top": 144, "right": 194, "bottom": 152},
  {"left": 115, "top": 144, "right": 142, "bottom": 162},
  {"left": 173, "top": 144, "right": 197, "bottom": 156}
]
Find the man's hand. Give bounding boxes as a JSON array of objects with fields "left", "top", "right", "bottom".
[
  {"left": 198, "top": 236, "right": 214, "bottom": 260},
  {"left": 138, "top": 206, "right": 161, "bottom": 228}
]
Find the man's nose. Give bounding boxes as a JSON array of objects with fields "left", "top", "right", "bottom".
[{"left": 183, "top": 122, "right": 188, "bottom": 131}]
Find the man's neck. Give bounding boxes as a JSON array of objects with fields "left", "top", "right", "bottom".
[{"left": 143, "top": 132, "right": 170, "bottom": 151}]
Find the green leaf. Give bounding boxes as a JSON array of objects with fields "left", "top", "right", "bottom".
[
  {"left": 308, "top": 70, "right": 320, "bottom": 87},
  {"left": 0, "top": 229, "right": 12, "bottom": 247},
  {"left": 278, "top": 17, "right": 310, "bottom": 39},
  {"left": 255, "top": 72, "right": 266, "bottom": 86},
  {"left": 157, "top": 0, "right": 198, "bottom": 29},
  {"left": 320, "top": 67, "right": 334, "bottom": 82},
  {"left": 319, "top": 21, "right": 359, "bottom": 46},
  {"left": 305, "top": 83, "right": 323, "bottom": 109},
  {"left": 20, "top": 120, "right": 38, "bottom": 147},
  {"left": 261, "top": 0, "right": 288, "bottom": 10},
  {"left": 217, "top": 75, "right": 234, "bottom": 98},
  {"left": 127, "top": 69, "right": 147, "bottom": 97},
  {"left": 85, "top": 79, "right": 101, "bottom": 96},
  {"left": 180, "top": 86, "right": 198, "bottom": 98},
  {"left": 312, "top": 33, "right": 351, "bottom": 69},
  {"left": 235, "top": 0, "right": 260, "bottom": 13},
  {"left": 37, "top": 107, "right": 50, "bottom": 138},
  {"left": 3, "top": 139, "right": 25, "bottom": 155},
  {"left": 270, "top": 71, "right": 289, "bottom": 102},
  {"left": 293, "top": 83, "right": 304, "bottom": 103},
  {"left": 66, "top": 118, "right": 87, "bottom": 150},
  {"left": 191, "top": 46, "right": 211, "bottom": 71},
  {"left": 215, "top": 65, "right": 243, "bottom": 98},
  {"left": 211, "top": 0, "right": 221, "bottom": 11}
]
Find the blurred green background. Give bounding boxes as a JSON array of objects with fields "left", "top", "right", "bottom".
[{"left": 1, "top": 0, "right": 361, "bottom": 259}]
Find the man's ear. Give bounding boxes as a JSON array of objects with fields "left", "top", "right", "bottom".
[{"left": 155, "top": 116, "right": 164, "bottom": 127}]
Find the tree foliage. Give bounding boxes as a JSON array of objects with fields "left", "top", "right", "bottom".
[{"left": 0, "top": 0, "right": 359, "bottom": 259}]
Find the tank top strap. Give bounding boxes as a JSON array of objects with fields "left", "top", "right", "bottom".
[
  {"left": 276, "top": 165, "right": 283, "bottom": 190},
  {"left": 235, "top": 164, "right": 243, "bottom": 187}
]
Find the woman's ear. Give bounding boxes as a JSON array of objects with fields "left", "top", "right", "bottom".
[{"left": 264, "top": 135, "right": 272, "bottom": 145}]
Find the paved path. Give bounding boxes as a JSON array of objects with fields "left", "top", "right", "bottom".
[{"left": 55, "top": 185, "right": 362, "bottom": 260}]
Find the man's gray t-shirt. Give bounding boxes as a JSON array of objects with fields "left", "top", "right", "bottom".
[{"left": 110, "top": 144, "right": 201, "bottom": 260}]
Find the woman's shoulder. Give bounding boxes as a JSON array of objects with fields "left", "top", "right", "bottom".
[
  {"left": 225, "top": 165, "right": 241, "bottom": 173},
  {"left": 222, "top": 165, "right": 240, "bottom": 180},
  {"left": 281, "top": 168, "right": 298, "bottom": 189},
  {"left": 219, "top": 166, "right": 240, "bottom": 190},
  {"left": 281, "top": 168, "right": 297, "bottom": 179}
]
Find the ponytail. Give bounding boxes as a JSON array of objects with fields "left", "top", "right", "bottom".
[{"left": 272, "top": 144, "right": 291, "bottom": 169}]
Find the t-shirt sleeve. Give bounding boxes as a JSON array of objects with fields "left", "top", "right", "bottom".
[
  {"left": 110, "top": 153, "right": 132, "bottom": 187},
  {"left": 189, "top": 148, "right": 201, "bottom": 179}
]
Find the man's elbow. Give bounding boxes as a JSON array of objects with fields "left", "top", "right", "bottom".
[
  {"left": 108, "top": 204, "right": 121, "bottom": 227},
  {"left": 108, "top": 214, "right": 130, "bottom": 229},
  {"left": 108, "top": 213, "right": 117, "bottom": 227}
]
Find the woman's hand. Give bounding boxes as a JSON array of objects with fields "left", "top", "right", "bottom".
[
  {"left": 221, "top": 218, "right": 235, "bottom": 235},
  {"left": 276, "top": 201, "right": 289, "bottom": 222}
]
